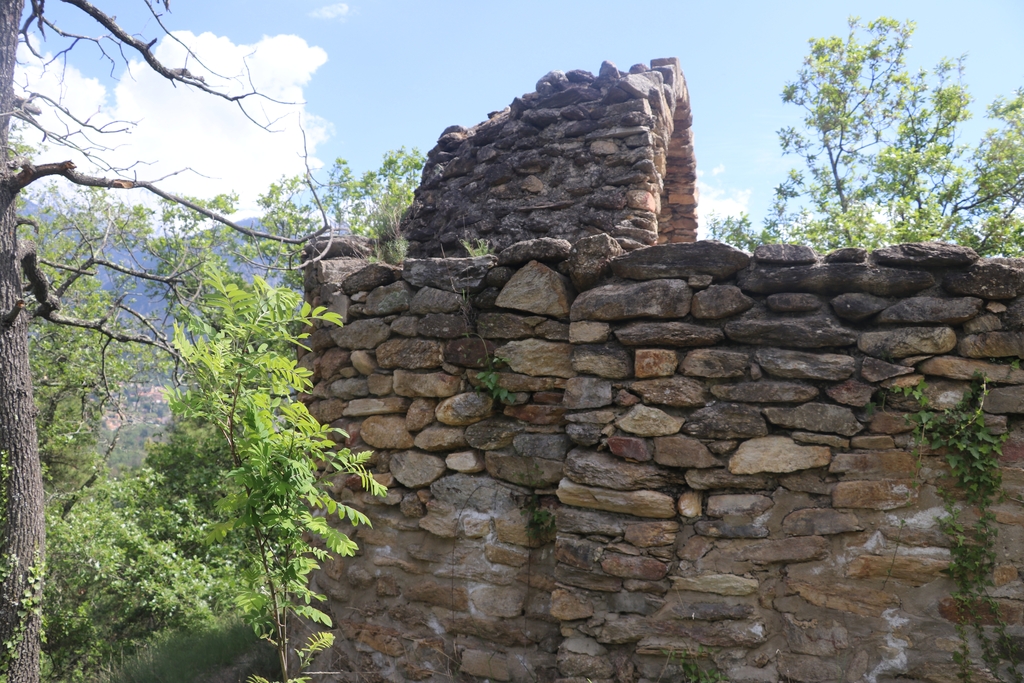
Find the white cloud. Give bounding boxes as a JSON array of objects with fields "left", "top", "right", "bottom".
[
  {"left": 711, "top": 163, "right": 725, "bottom": 176},
  {"left": 16, "top": 31, "right": 331, "bottom": 213},
  {"left": 696, "top": 176, "right": 752, "bottom": 240},
  {"left": 309, "top": 3, "right": 350, "bottom": 20}
]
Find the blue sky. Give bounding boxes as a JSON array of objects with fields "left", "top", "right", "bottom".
[{"left": 22, "top": 0, "right": 1024, "bottom": 229}]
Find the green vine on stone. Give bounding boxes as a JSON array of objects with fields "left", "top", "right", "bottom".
[
  {"left": 475, "top": 353, "right": 512, "bottom": 405},
  {"left": 521, "top": 495, "right": 555, "bottom": 543},
  {"left": 900, "top": 374, "right": 1020, "bottom": 683}
]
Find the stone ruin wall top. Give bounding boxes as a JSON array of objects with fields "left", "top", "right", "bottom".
[{"left": 400, "top": 57, "right": 698, "bottom": 258}]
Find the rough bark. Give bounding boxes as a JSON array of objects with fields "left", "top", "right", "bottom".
[{"left": 0, "top": 1, "right": 44, "bottom": 682}]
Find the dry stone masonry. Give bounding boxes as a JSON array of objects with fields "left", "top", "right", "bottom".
[
  {"left": 400, "top": 58, "right": 698, "bottom": 258},
  {"left": 299, "top": 237, "right": 1024, "bottom": 683}
]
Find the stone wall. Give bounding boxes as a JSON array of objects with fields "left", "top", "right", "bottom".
[
  {"left": 400, "top": 57, "right": 698, "bottom": 259},
  {"left": 298, "top": 236, "right": 1024, "bottom": 683}
]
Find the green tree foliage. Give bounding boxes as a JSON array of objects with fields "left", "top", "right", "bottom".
[
  {"left": 714, "top": 17, "right": 1024, "bottom": 254},
  {"left": 168, "top": 270, "right": 385, "bottom": 682}
]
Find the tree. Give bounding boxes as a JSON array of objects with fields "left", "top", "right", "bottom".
[
  {"left": 719, "top": 17, "right": 1024, "bottom": 254},
  {"left": 0, "top": 5, "right": 339, "bottom": 682},
  {"left": 168, "top": 270, "right": 383, "bottom": 682}
]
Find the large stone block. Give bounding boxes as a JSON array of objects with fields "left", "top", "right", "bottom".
[
  {"left": 571, "top": 344, "right": 633, "bottom": 379},
  {"left": 331, "top": 318, "right": 391, "bottom": 349},
  {"left": 876, "top": 296, "right": 983, "bottom": 324},
  {"left": 375, "top": 338, "right": 444, "bottom": 369},
  {"left": 683, "top": 404, "right": 767, "bottom": 439},
  {"left": 630, "top": 376, "right": 707, "bottom": 407},
  {"left": 738, "top": 263, "right": 934, "bottom": 297},
  {"left": 556, "top": 479, "right": 676, "bottom": 518},
  {"left": 831, "top": 479, "right": 918, "bottom": 509},
  {"left": 360, "top": 415, "right": 414, "bottom": 449},
  {"left": 402, "top": 256, "right": 496, "bottom": 293},
  {"left": 392, "top": 370, "right": 461, "bottom": 397},
  {"left": 610, "top": 241, "right": 750, "bottom": 280},
  {"left": 494, "top": 260, "right": 574, "bottom": 317},
  {"left": 570, "top": 279, "right": 691, "bottom": 321},
  {"left": 435, "top": 392, "right": 494, "bottom": 425},
  {"left": 497, "top": 339, "right": 575, "bottom": 378},
  {"left": 617, "top": 405, "right": 684, "bottom": 436},
  {"left": 691, "top": 285, "right": 754, "bottom": 319},
  {"left": 729, "top": 436, "right": 831, "bottom": 474},
  {"left": 390, "top": 450, "right": 447, "bottom": 488},
  {"left": 858, "top": 326, "right": 957, "bottom": 358},
  {"left": 762, "top": 403, "right": 863, "bottom": 436},
  {"left": 724, "top": 318, "right": 857, "bottom": 348},
  {"left": 564, "top": 448, "right": 677, "bottom": 491},
  {"left": 681, "top": 349, "right": 749, "bottom": 378},
  {"left": 615, "top": 322, "right": 725, "bottom": 347},
  {"left": 755, "top": 348, "right": 854, "bottom": 381}
]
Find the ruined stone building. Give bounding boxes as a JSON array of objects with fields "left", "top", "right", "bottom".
[{"left": 296, "top": 58, "right": 1024, "bottom": 683}]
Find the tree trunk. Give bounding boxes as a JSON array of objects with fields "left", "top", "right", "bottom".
[{"left": 0, "top": 1, "right": 44, "bottom": 683}]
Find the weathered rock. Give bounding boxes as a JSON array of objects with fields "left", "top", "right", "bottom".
[
  {"left": 416, "top": 313, "right": 469, "bottom": 338},
  {"left": 567, "top": 233, "right": 623, "bottom": 290},
  {"left": 686, "top": 469, "right": 776, "bottom": 490},
  {"left": 782, "top": 508, "right": 862, "bottom": 536},
  {"left": 445, "top": 450, "right": 485, "bottom": 473},
  {"left": 443, "top": 337, "right": 496, "bottom": 368},
  {"left": 858, "top": 326, "right": 957, "bottom": 358},
  {"left": 615, "top": 322, "right": 725, "bottom": 347},
  {"left": 723, "top": 317, "right": 857, "bottom": 348},
  {"left": 691, "top": 285, "right": 755, "bottom": 319},
  {"left": 678, "top": 490, "right": 703, "bottom": 517},
  {"left": 460, "top": 650, "right": 510, "bottom": 681},
  {"left": 766, "top": 293, "right": 822, "bottom": 313},
  {"left": 944, "top": 262, "right": 1024, "bottom": 299},
  {"left": 680, "top": 349, "right": 748, "bottom": 378},
  {"left": 711, "top": 382, "right": 818, "bottom": 403},
  {"left": 985, "top": 386, "right": 1024, "bottom": 414},
  {"left": 787, "top": 578, "right": 899, "bottom": 617},
  {"left": 570, "top": 279, "right": 691, "bottom": 321},
  {"left": 477, "top": 312, "right": 535, "bottom": 339},
  {"left": 404, "top": 399, "right": 437, "bottom": 432},
  {"left": 349, "top": 350, "right": 377, "bottom": 375},
  {"left": 683, "top": 404, "right": 767, "bottom": 439},
  {"left": 569, "top": 321, "right": 610, "bottom": 344},
  {"left": 846, "top": 555, "right": 950, "bottom": 586},
  {"left": 735, "top": 536, "right": 829, "bottom": 564},
  {"left": 360, "top": 415, "right": 414, "bottom": 449},
  {"left": 513, "top": 433, "right": 572, "bottom": 460},
  {"left": 331, "top": 318, "right": 391, "bottom": 349},
  {"left": 831, "top": 479, "right": 918, "bottom": 509},
  {"left": 363, "top": 281, "right": 412, "bottom": 316},
  {"left": 829, "top": 293, "right": 890, "bottom": 321},
  {"left": 669, "top": 574, "right": 759, "bottom": 596},
  {"left": 556, "top": 479, "right": 676, "bottom": 518},
  {"left": 408, "top": 286, "right": 463, "bottom": 314},
  {"left": 567, "top": 423, "right": 602, "bottom": 446},
  {"left": 861, "top": 356, "right": 915, "bottom": 382},
  {"left": 825, "top": 379, "right": 875, "bottom": 407},
  {"left": 607, "top": 436, "right": 651, "bottom": 461},
  {"left": 776, "top": 653, "right": 842, "bottom": 683},
  {"left": 919, "top": 356, "right": 1024, "bottom": 383},
  {"left": 405, "top": 579, "right": 469, "bottom": 610},
  {"left": 464, "top": 417, "right": 524, "bottom": 449},
  {"left": 402, "top": 256, "right": 497, "bottom": 293},
  {"left": 414, "top": 426, "right": 468, "bottom": 451},
  {"left": 497, "top": 237, "right": 573, "bottom": 266},
  {"left": 624, "top": 521, "right": 679, "bottom": 547},
  {"left": 329, "top": 377, "right": 369, "bottom": 400},
  {"left": 340, "top": 262, "right": 400, "bottom": 294},
  {"left": 497, "top": 339, "right": 574, "bottom": 378},
  {"left": 630, "top": 376, "right": 707, "bottom": 407},
  {"left": 739, "top": 262, "right": 934, "bottom": 297},
  {"left": 763, "top": 403, "right": 863, "bottom": 436},
  {"left": 550, "top": 589, "right": 594, "bottom": 621},
  {"left": 375, "top": 338, "right": 444, "bottom": 369},
  {"left": 503, "top": 403, "right": 566, "bottom": 424},
  {"left": 561, "top": 377, "right": 613, "bottom": 409},
  {"left": 755, "top": 348, "right": 854, "bottom": 380},
  {"left": 729, "top": 436, "right": 831, "bottom": 474},
  {"left": 611, "top": 241, "right": 750, "bottom": 281},
  {"left": 791, "top": 432, "right": 849, "bottom": 449},
  {"left": 392, "top": 370, "right": 461, "bottom": 397},
  {"left": 572, "top": 344, "right": 633, "bottom": 379},
  {"left": 495, "top": 260, "right": 574, "bottom": 317},
  {"left": 959, "top": 331, "right": 1024, "bottom": 358},
  {"left": 829, "top": 450, "right": 915, "bottom": 477},
  {"left": 565, "top": 448, "right": 675, "bottom": 490},
  {"left": 965, "top": 312, "right": 1003, "bottom": 334},
  {"left": 877, "top": 296, "right": 983, "bottom": 324},
  {"left": 485, "top": 451, "right": 563, "bottom": 487},
  {"left": 706, "top": 494, "right": 773, "bottom": 517},
  {"left": 343, "top": 397, "right": 410, "bottom": 416},
  {"left": 873, "top": 241, "right": 979, "bottom": 267},
  {"left": 634, "top": 349, "right": 678, "bottom": 378},
  {"left": 849, "top": 435, "right": 896, "bottom": 449},
  {"left": 754, "top": 244, "right": 817, "bottom": 265},
  {"left": 601, "top": 554, "right": 668, "bottom": 580},
  {"left": 390, "top": 450, "right": 447, "bottom": 488},
  {"left": 429, "top": 473, "right": 522, "bottom": 514},
  {"left": 614, "top": 405, "right": 682, "bottom": 436},
  {"left": 653, "top": 435, "right": 718, "bottom": 468},
  {"left": 435, "top": 392, "right": 493, "bottom": 425}
]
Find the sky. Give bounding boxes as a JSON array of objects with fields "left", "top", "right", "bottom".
[{"left": 17, "top": 0, "right": 1024, "bottom": 231}]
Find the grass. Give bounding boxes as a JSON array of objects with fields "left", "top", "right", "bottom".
[{"left": 103, "top": 619, "right": 279, "bottom": 683}]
